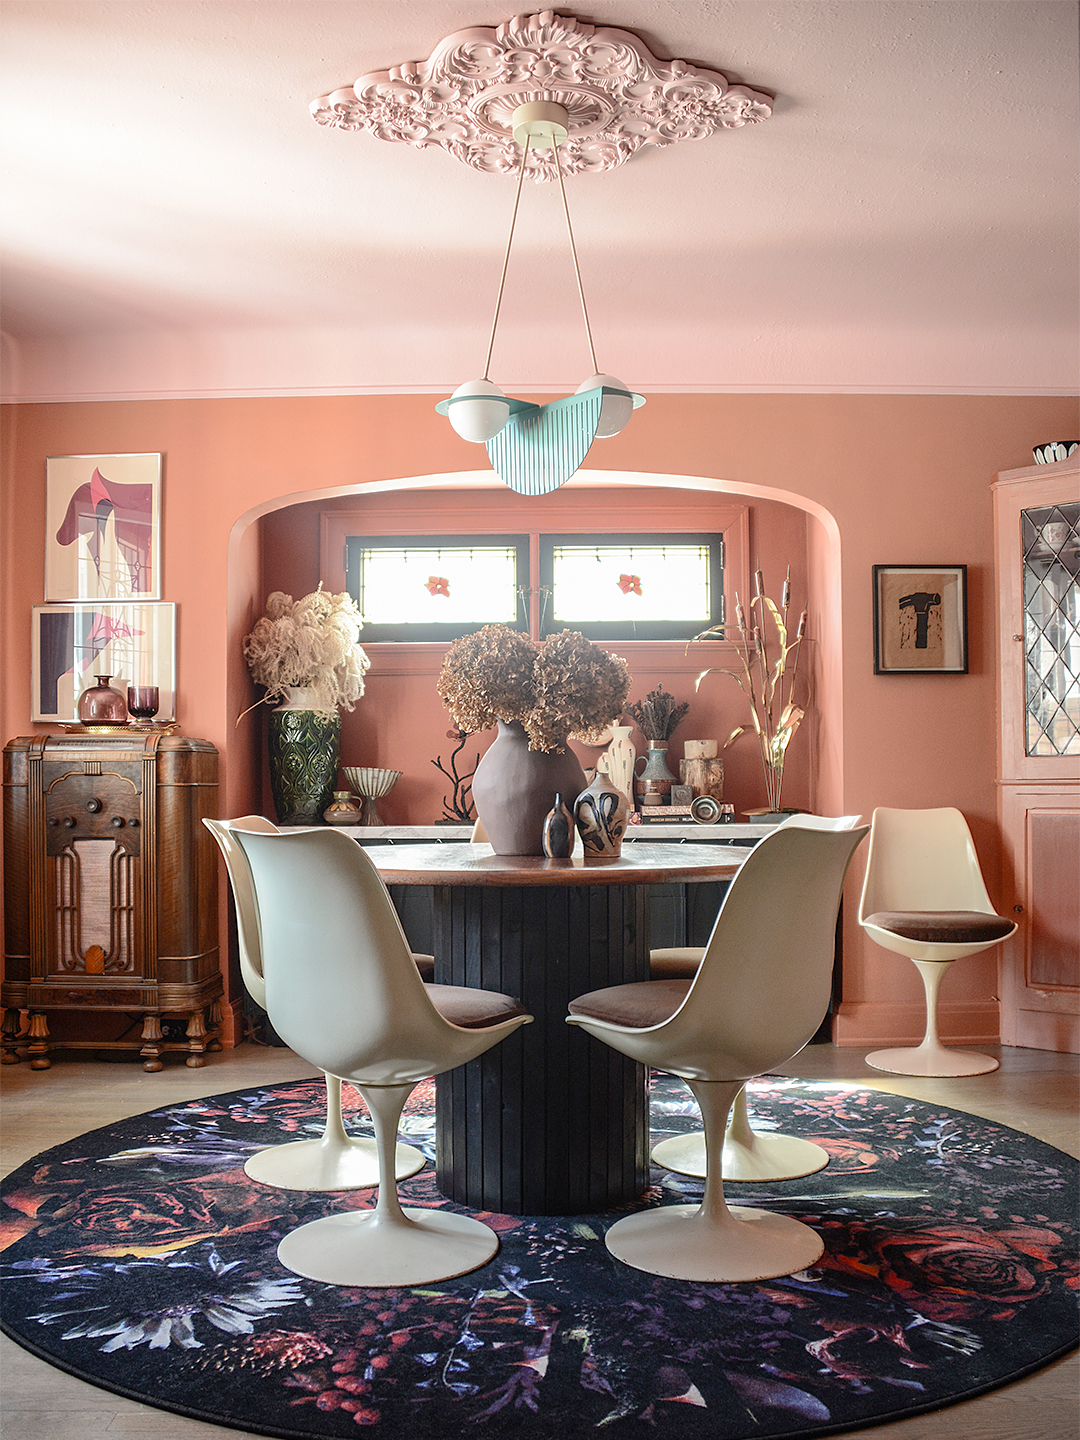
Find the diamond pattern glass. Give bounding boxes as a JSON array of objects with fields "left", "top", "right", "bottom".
[{"left": 1021, "top": 502, "right": 1080, "bottom": 756}]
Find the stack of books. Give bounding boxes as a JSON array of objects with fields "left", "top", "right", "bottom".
[{"left": 630, "top": 805, "right": 695, "bottom": 824}]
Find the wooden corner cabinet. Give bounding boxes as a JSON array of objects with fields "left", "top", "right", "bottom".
[
  {"left": 992, "top": 457, "right": 1079, "bottom": 1052},
  {"left": 2, "top": 733, "right": 223, "bottom": 1071}
]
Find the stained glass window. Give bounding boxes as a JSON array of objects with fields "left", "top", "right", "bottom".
[
  {"left": 539, "top": 534, "right": 723, "bottom": 641},
  {"left": 346, "top": 536, "right": 528, "bottom": 641}
]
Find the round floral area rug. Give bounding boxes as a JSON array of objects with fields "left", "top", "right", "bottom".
[{"left": 1, "top": 1075, "right": 1077, "bottom": 1439}]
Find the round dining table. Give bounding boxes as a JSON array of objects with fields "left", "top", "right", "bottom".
[{"left": 362, "top": 841, "right": 746, "bottom": 1216}]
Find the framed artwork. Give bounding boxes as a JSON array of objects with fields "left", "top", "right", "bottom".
[
  {"left": 32, "top": 603, "right": 177, "bottom": 722},
  {"left": 46, "top": 453, "right": 162, "bottom": 601},
  {"left": 873, "top": 564, "right": 968, "bottom": 675}
]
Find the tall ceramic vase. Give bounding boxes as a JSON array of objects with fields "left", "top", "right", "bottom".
[
  {"left": 599, "top": 724, "right": 636, "bottom": 803},
  {"left": 268, "top": 687, "right": 341, "bottom": 826},
  {"left": 472, "top": 720, "right": 588, "bottom": 856}
]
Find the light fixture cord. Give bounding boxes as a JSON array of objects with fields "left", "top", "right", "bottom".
[
  {"left": 483, "top": 136, "right": 532, "bottom": 380},
  {"left": 553, "top": 140, "right": 599, "bottom": 376}
]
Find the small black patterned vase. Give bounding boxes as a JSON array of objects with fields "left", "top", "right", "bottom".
[{"left": 542, "top": 793, "right": 575, "bottom": 858}]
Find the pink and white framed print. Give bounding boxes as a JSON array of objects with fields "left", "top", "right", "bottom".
[
  {"left": 46, "top": 453, "right": 162, "bottom": 602},
  {"left": 32, "top": 603, "right": 177, "bottom": 723}
]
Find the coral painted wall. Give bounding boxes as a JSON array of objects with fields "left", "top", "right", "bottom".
[{"left": 3, "top": 391, "right": 1076, "bottom": 1049}]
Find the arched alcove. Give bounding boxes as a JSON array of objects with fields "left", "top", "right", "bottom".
[{"left": 225, "top": 469, "right": 843, "bottom": 826}]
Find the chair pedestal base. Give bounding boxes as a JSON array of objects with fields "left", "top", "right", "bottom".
[
  {"left": 243, "top": 1075, "right": 426, "bottom": 1190},
  {"left": 245, "top": 1137, "right": 425, "bottom": 1191},
  {"left": 652, "top": 1128, "right": 829, "bottom": 1182},
  {"left": 651, "top": 1086, "right": 830, "bottom": 1182},
  {"left": 865, "top": 957, "right": 1000, "bottom": 1076},
  {"left": 604, "top": 1203, "right": 824, "bottom": 1283},
  {"left": 865, "top": 1044, "right": 999, "bottom": 1077},
  {"left": 277, "top": 1207, "right": 499, "bottom": 1287}
]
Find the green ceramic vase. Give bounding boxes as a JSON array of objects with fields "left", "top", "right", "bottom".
[{"left": 268, "top": 690, "right": 341, "bottom": 825}]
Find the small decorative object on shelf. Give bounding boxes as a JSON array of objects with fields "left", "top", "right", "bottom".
[
  {"left": 432, "top": 726, "right": 480, "bottom": 822},
  {"left": 634, "top": 742, "right": 679, "bottom": 801},
  {"left": 323, "top": 791, "right": 363, "bottom": 825},
  {"left": 437, "top": 626, "right": 630, "bottom": 855},
  {"left": 343, "top": 766, "right": 402, "bottom": 826},
  {"left": 242, "top": 586, "right": 370, "bottom": 826},
  {"left": 1033, "top": 441, "right": 1078, "bottom": 464},
  {"left": 692, "top": 566, "right": 808, "bottom": 816},
  {"left": 542, "top": 793, "right": 575, "bottom": 858},
  {"left": 597, "top": 724, "right": 636, "bottom": 803},
  {"left": 573, "top": 770, "right": 629, "bottom": 856},
  {"left": 126, "top": 685, "right": 159, "bottom": 721},
  {"left": 77, "top": 675, "right": 128, "bottom": 726},
  {"left": 690, "top": 795, "right": 722, "bottom": 823},
  {"left": 627, "top": 683, "right": 689, "bottom": 743}
]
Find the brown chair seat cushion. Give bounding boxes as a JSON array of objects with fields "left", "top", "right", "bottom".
[
  {"left": 411, "top": 952, "right": 436, "bottom": 981},
  {"left": 426, "top": 984, "right": 529, "bottom": 1029},
  {"left": 864, "top": 910, "right": 1014, "bottom": 945},
  {"left": 649, "top": 947, "right": 705, "bottom": 980},
  {"left": 569, "top": 979, "right": 692, "bottom": 1030}
]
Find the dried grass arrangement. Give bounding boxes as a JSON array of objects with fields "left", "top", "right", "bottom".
[
  {"left": 626, "top": 683, "right": 689, "bottom": 741},
  {"left": 692, "top": 566, "right": 807, "bottom": 812},
  {"left": 438, "top": 625, "right": 630, "bottom": 753},
  {"left": 242, "top": 586, "right": 371, "bottom": 715}
]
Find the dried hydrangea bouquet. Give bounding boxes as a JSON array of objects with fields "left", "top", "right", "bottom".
[{"left": 438, "top": 626, "right": 630, "bottom": 854}]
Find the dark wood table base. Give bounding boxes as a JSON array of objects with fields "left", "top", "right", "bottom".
[{"left": 434, "top": 882, "right": 649, "bottom": 1215}]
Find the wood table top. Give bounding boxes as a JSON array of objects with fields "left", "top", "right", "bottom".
[{"left": 361, "top": 841, "right": 746, "bottom": 887}]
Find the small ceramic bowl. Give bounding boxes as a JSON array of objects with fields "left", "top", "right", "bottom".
[{"left": 1033, "top": 441, "right": 1078, "bottom": 464}]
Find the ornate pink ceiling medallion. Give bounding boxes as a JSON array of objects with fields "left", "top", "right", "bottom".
[{"left": 310, "top": 11, "right": 772, "bottom": 179}]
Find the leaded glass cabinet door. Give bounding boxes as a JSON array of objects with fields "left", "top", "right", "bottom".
[
  {"left": 1022, "top": 498, "right": 1079, "bottom": 758},
  {"left": 993, "top": 459, "right": 1079, "bottom": 1053}
]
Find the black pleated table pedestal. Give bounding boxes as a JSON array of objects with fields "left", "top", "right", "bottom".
[{"left": 362, "top": 843, "right": 744, "bottom": 1217}]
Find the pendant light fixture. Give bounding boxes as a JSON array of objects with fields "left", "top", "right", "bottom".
[
  {"left": 435, "top": 101, "right": 644, "bottom": 496},
  {"left": 311, "top": 13, "right": 772, "bottom": 494}
]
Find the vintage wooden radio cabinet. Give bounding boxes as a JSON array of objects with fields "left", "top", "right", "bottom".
[{"left": 2, "top": 733, "right": 222, "bottom": 1070}]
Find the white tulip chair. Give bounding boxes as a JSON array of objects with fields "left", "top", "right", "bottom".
[
  {"left": 567, "top": 821, "right": 868, "bottom": 1283},
  {"left": 205, "top": 817, "right": 426, "bottom": 1191},
  {"left": 233, "top": 826, "right": 532, "bottom": 1287},
  {"left": 859, "top": 807, "right": 1017, "bottom": 1077},
  {"left": 650, "top": 815, "right": 862, "bottom": 1183}
]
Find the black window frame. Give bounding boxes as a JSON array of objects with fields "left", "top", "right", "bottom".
[
  {"left": 345, "top": 533, "right": 531, "bottom": 643},
  {"left": 538, "top": 532, "right": 725, "bottom": 643}
]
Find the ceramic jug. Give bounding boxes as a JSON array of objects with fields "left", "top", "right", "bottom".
[{"left": 634, "top": 741, "right": 678, "bottom": 800}]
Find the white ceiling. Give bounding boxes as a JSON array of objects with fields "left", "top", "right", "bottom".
[{"left": 1, "top": 1, "right": 1077, "bottom": 402}]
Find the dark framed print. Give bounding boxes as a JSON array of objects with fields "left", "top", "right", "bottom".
[
  {"left": 46, "top": 453, "right": 162, "bottom": 601},
  {"left": 32, "top": 602, "right": 177, "bottom": 722},
  {"left": 873, "top": 564, "right": 968, "bottom": 674}
]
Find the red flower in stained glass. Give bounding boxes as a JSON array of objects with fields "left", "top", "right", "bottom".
[
  {"left": 426, "top": 576, "right": 450, "bottom": 597},
  {"left": 617, "top": 573, "right": 642, "bottom": 596}
]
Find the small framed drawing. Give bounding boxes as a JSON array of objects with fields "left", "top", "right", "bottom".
[
  {"left": 873, "top": 565, "right": 968, "bottom": 675},
  {"left": 46, "top": 453, "right": 162, "bottom": 601},
  {"left": 32, "top": 603, "right": 177, "bottom": 722}
]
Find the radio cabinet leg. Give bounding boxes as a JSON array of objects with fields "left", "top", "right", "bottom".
[
  {"left": 206, "top": 999, "right": 224, "bottom": 1053},
  {"left": 140, "top": 1013, "right": 165, "bottom": 1072},
  {"left": 27, "top": 1012, "right": 51, "bottom": 1069},
  {"left": 184, "top": 1009, "right": 210, "bottom": 1067},
  {"left": 2, "top": 1008, "right": 23, "bottom": 1064}
]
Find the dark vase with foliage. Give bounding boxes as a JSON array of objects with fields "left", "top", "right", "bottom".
[
  {"left": 268, "top": 689, "right": 342, "bottom": 825},
  {"left": 243, "top": 587, "right": 370, "bottom": 825}
]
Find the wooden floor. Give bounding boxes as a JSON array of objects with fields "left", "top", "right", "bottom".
[{"left": 2, "top": 1041, "right": 1077, "bottom": 1440}]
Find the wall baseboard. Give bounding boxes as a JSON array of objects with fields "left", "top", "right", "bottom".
[{"left": 832, "top": 1000, "right": 1000, "bottom": 1048}]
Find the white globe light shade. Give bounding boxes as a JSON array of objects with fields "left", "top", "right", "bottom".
[
  {"left": 447, "top": 379, "right": 510, "bottom": 443},
  {"left": 576, "top": 374, "right": 635, "bottom": 439}
]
